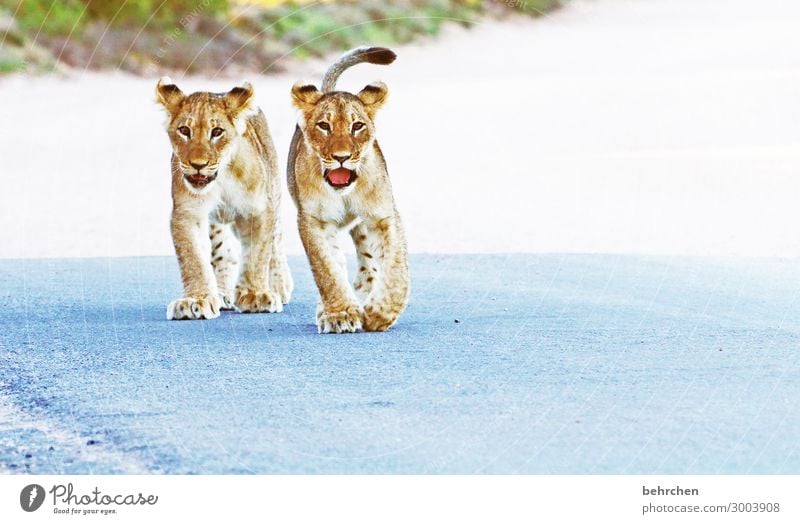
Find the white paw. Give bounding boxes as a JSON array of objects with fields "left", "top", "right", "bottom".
[
  {"left": 235, "top": 288, "right": 283, "bottom": 313},
  {"left": 317, "top": 304, "right": 363, "bottom": 334},
  {"left": 166, "top": 296, "right": 221, "bottom": 320},
  {"left": 270, "top": 268, "right": 294, "bottom": 304},
  {"left": 219, "top": 292, "right": 235, "bottom": 311}
]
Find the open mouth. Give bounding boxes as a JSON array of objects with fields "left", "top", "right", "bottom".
[
  {"left": 324, "top": 168, "right": 357, "bottom": 189},
  {"left": 184, "top": 171, "right": 218, "bottom": 189}
]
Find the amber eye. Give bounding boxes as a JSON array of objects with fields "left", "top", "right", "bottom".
[
  {"left": 210, "top": 127, "right": 224, "bottom": 138},
  {"left": 316, "top": 121, "right": 330, "bottom": 132},
  {"left": 352, "top": 122, "right": 365, "bottom": 132},
  {"left": 177, "top": 126, "right": 191, "bottom": 137}
]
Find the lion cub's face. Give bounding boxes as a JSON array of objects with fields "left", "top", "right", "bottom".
[
  {"left": 156, "top": 78, "right": 255, "bottom": 193},
  {"left": 292, "top": 82, "right": 388, "bottom": 190}
]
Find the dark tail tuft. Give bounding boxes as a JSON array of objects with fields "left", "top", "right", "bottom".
[
  {"left": 321, "top": 46, "right": 397, "bottom": 92},
  {"left": 362, "top": 47, "right": 397, "bottom": 66}
]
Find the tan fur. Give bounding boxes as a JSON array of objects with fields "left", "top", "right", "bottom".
[
  {"left": 287, "top": 47, "right": 409, "bottom": 333},
  {"left": 157, "top": 78, "right": 292, "bottom": 320}
]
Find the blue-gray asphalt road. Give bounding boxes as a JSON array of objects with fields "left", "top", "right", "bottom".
[{"left": 1, "top": 254, "right": 798, "bottom": 474}]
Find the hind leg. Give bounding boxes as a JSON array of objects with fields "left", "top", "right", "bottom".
[
  {"left": 354, "top": 215, "right": 410, "bottom": 332},
  {"left": 350, "top": 222, "right": 378, "bottom": 303},
  {"left": 268, "top": 228, "right": 293, "bottom": 305},
  {"left": 209, "top": 222, "right": 239, "bottom": 310},
  {"left": 233, "top": 211, "right": 283, "bottom": 313}
]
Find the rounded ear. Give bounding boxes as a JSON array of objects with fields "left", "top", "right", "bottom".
[
  {"left": 156, "top": 77, "right": 184, "bottom": 111},
  {"left": 357, "top": 82, "right": 388, "bottom": 114},
  {"left": 224, "top": 81, "right": 255, "bottom": 115},
  {"left": 291, "top": 81, "right": 321, "bottom": 111}
]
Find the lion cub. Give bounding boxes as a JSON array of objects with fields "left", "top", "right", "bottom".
[
  {"left": 288, "top": 47, "right": 410, "bottom": 333},
  {"left": 156, "top": 78, "right": 292, "bottom": 320}
]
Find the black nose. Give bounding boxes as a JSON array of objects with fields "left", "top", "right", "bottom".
[
  {"left": 332, "top": 154, "right": 350, "bottom": 163},
  {"left": 190, "top": 161, "right": 208, "bottom": 170}
]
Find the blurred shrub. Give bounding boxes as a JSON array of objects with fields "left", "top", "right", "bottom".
[
  {"left": 85, "top": 0, "right": 228, "bottom": 25},
  {"left": 253, "top": 0, "right": 485, "bottom": 59},
  {"left": 0, "top": 0, "right": 229, "bottom": 35},
  {"left": 3, "top": 0, "right": 86, "bottom": 34},
  {"left": 1, "top": 0, "right": 560, "bottom": 74}
]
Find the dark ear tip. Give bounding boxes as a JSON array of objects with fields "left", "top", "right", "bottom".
[
  {"left": 234, "top": 82, "right": 255, "bottom": 97},
  {"left": 156, "top": 78, "right": 183, "bottom": 107},
  {"left": 161, "top": 84, "right": 181, "bottom": 94},
  {"left": 295, "top": 84, "right": 318, "bottom": 94},
  {"left": 157, "top": 76, "right": 177, "bottom": 90},
  {"left": 361, "top": 82, "right": 387, "bottom": 95}
]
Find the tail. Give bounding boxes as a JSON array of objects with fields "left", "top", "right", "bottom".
[{"left": 321, "top": 46, "right": 396, "bottom": 93}]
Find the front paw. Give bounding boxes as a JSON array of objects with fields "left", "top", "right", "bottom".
[
  {"left": 317, "top": 304, "right": 363, "bottom": 334},
  {"left": 167, "top": 296, "right": 221, "bottom": 320},
  {"left": 363, "top": 307, "right": 399, "bottom": 332},
  {"left": 235, "top": 288, "right": 283, "bottom": 313},
  {"left": 219, "top": 291, "right": 235, "bottom": 311},
  {"left": 270, "top": 269, "right": 293, "bottom": 304}
]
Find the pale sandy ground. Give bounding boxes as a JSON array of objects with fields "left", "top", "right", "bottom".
[{"left": 1, "top": 0, "right": 799, "bottom": 259}]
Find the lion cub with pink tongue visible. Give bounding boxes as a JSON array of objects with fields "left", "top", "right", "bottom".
[
  {"left": 288, "top": 47, "right": 410, "bottom": 333},
  {"left": 156, "top": 78, "right": 292, "bottom": 320}
]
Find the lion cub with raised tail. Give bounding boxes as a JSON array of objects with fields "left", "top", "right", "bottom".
[
  {"left": 288, "top": 47, "right": 409, "bottom": 333},
  {"left": 156, "top": 78, "right": 292, "bottom": 320}
]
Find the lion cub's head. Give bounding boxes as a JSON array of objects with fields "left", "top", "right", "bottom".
[
  {"left": 291, "top": 82, "right": 388, "bottom": 190},
  {"left": 156, "top": 77, "right": 256, "bottom": 193}
]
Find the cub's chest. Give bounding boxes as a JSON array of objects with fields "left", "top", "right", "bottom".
[
  {"left": 304, "top": 177, "right": 393, "bottom": 226},
  {"left": 214, "top": 167, "right": 266, "bottom": 216},
  {"left": 309, "top": 189, "right": 349, "bottom": 224}
]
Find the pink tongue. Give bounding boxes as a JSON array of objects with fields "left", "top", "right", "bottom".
[{"left": 328, "top": 168, "right": 351, "bottom": 185}]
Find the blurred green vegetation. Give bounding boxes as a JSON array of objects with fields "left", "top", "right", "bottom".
[
  {"left": 1, "top": 0, "right": 229, "bottom": 35},
  {"left": 0, "top": 0, "right": 560, "bottom": 74},
  {"left": 255, "top": 0, "right": 485, "bottom": 59},
  {"left": 0, "top": 55, "right": 26, "bottom": 72},
  {"left": 3, "top": 0, "right": 84, "bottom": 34},
  {"left": 241, "top": 0, "right": 562, "bottom": 60},
  {"left": 85, "top": 0, "right": 228, "bottom": 25}
]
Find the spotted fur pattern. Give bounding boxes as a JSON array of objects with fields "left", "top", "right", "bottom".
[{"left": 209, "top": 223, "right": 238, "bottom": 309}]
